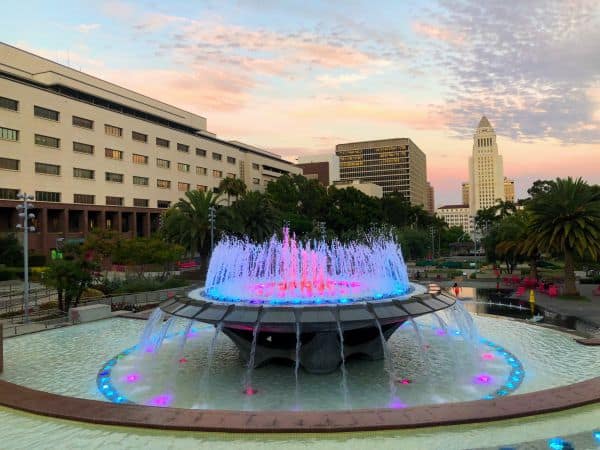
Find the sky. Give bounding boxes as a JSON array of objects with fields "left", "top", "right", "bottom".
[{"left": 3, "top": 0, "right": 599, "bottom": 206}]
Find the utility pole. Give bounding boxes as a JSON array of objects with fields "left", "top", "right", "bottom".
[
  {"left": 208, "top": 206, "right": 216, "bottom": 254},
  {"left": 16, "top": 193, "right": 35, "bottom": 323}
]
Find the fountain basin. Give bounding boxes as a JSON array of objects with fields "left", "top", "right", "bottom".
[{"left": 159, "top": 284, "right": 454, "bottom": 373}]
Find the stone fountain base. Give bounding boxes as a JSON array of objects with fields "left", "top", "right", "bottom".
[{"left": 159, "top": 284, "right": 455, "bottom": 374}]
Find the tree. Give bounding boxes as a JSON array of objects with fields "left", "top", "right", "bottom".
[
  {"left": 44, "top": 243, "right": 97, "bottom": 312},
  {"left": 161, "top": 190, "right": 222, "bottom": 256},
  {"left": 218, "top": 177, "right": 247, "bottom": 206},
  {"left": 229, "top": 191, "right": 279, "bottom": 242},
  {"left": 113, "top": 237, "right": 184, "bottom": 278},
  {"left": 493, "top": 199, "right": 517, "bottom": 219},
  {"left": 474, "top": 206, "right": 499, "bottom": 231},
  {"left": 494, "top": 211, "right": 541, "bottom": 278},
  {"left": 527, "top": 179, "right": 553, "bottom": 199},
  {"left": 0, "top": 233, "right": 23, "bottom": 266},
  {"left": 83, "top": 228, "right": 121, "bottom": 276},
  {"left": 326, "top": 186, "right": 383, "bottom": 237},
  {"left": 527, "top": 177, "right": 600, "bottom": 295}
]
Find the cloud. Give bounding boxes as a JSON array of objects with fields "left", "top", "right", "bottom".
[
  {"left": 75, "top": 23, "right": 101, "bottom": 33},
  {"left": 423, "top": 0, "right": 600, "bottom": 143},
  {"left": 412, "top": 21, "right": 464, "bottom": 45}
]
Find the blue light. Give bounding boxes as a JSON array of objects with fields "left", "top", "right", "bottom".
[
  {"left": 339, "top": 298, "right": 350, "bottom": 304},
  {"left": 547, "top": 437, "right": 573, "bottom": 450},
  {"left": 511, "top": 376, "right": 521, "bottom": 382},
  {"left": 483, "top": 394, "right": 495, "bottom": 400},
  {"left": 102, "top": 384, "right": 109, "bottom": 389},
  {"left": 505, "top": 383, "right": 515, "bottom": 389},
  {"left": 593, "top": 430, "right": 600, "bottom": 442},
  {"left": 106, "top": 390, "right": 114, "bottom": 396},
  {"left": 496, "top": 390, "right": 508, "bottom": 396}
]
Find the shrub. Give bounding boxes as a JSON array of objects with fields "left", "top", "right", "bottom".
[{"left": 0, "top": 267, "right": 23, "bottom": 281}]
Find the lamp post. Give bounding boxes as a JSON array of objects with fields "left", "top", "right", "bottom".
[
  {"left": 208, "top": 206, "right": 216, "bottom": 254},
  {"left": 16, "top": 192, "right": 35, "bottom": 324}
]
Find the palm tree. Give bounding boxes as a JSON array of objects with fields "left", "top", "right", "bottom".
[
  {"left": 495, "top": 211, "right": 540, "bottom": 277},
  {"left": 160, "top": 190, "right": 222, "bottom": 256},
  {"left": 230, "top": 191, "right": 279, "bottom": 242},
  {"left": 527, "top": 177, "right": 600, "bottom": 295},
  {"left": 218, "top": 177, "right": 247, "bottom": 206},
  {"left": 493, "top": 199, "right": 517, "bottom": 218}
]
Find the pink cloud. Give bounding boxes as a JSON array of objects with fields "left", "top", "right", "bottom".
[{"left": 412, "top": 22, "right": 465, "bottom": 45}]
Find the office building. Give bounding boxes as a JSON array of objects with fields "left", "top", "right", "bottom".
[
  {"left": 436, "top": 204, "right": 472, "bottom": 232},
  {"left": 462, "top": 182, "right": 470, "bottom": 206},
  {"left": 468, "top": 116, "right": 505, "bottom": 214},
  {"left": 296, "top": 153, "right": 340, "bottom": 186},
  {"left": 426, "top": 182, "right": 435, "bottom": 214},
  {"left": 332, "top": 180, "right": 383, "bottom": 198},
  {"left": 0, "top": 43, "right": 299, "bottom": 254},
  {"left": 504, "top": 177, "right": 515, "bottom": 202},
  {"left": 335, "top": 138, "right": 427, "bottom": 205}
]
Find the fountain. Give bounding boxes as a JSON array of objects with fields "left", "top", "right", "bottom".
[{"left": 157, "top": 229, "right": 460, "bottom": 373}]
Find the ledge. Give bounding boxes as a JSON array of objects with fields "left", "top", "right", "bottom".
[{"left": 0, "top": 377, "right": 598, "bottom": 433}]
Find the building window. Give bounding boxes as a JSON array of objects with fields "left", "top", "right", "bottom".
[
  {"left": 36, "top": 191, "right": 61, "bottom": 202},
  {"left": 196, "top": 166, "right": 207, "bottom": 175},
  {"left": 196, "top": 148, "right": 206, "bottom": 157},
  {"left": 35, "top": 162, "right": 60, "bottom": 176},
  {"left": 156, "top": 158, "right": 170, "bottom": 169},
  {"left": 133, "top": 198, "right": 149, "bottom": 207},
  {"left": 177, "top": 163, "right": 190, "bottom": 172},
  {"left": 105, "top": 172, "right": 124, "bottom": 183},
  {"left": 177, "top": 143, "right": 189, "bottom": 153},
  {"left": 72, "top": 116, "right": 94, "bottom": 129},
  {"left": 34, "top": 134, "right": 59, "bottom": 147},
  {"left": 73, "top": 168, "right": 94, "bottom": 179},
  {"left": 157, "top": 200, "right": 171, "bottom": 208},
  {"left": 0, "top": 157, "right": 19, "bottom": 171},
  {"left": 226, "top": 173, "right": 236, "bottom": 178},
  {"left": 213, "top": 169, "right": 223, "bottom": 178},
  {"left": 0, "top": 96, "right": 18, "bottom": 111},
  {"left": 74, "top": 194, "right": 95, "bottom": 204},
  {"left": 73, "top": 141, "right": 94, "bottom": 154},
  {"left": 212, "top": 152, "right": 222, "bottom": 161},
  {"left": 252, "top": 163, "right": 259, "bottom": 170},
  {"left": 178, "top": 182, "right": 190, "bottom": 192},
  {"left": 156, "top": 137, "right": 170, "bottom": 148},
  {"left": 196, "top": 185, "right": 207, "bottom": 192},
  {"left": 132, "top": 131, "right": 148, "bottom": 142},
  {"left": 106, "top": 196, "right": 123, "bottom": 206},
  {"left": 157, "top": 179, "right": 171, "bottom": 189},
  {"left": 0, "top": 188, "right": 19, "bottom": 199},
  {"left": 34, "top": 105, "right": 60, "bottom": 121},
  {"left": 133, "top": 176, "right": 149, "bottom": 186},
  {"left": 105, "top": 124, "right": 123, "bottom": 137},
  {"left": 105, "top": 148, "right": 123, "bottom": 160},
  {"left": 252, "top": 177, "right": 260, "bottom": 185},
  {"left": 132, "top": 154, "right": 148, "bottom": 164},
  {"left": 227, "top": 156, "right": 236, "bottom": 164}
]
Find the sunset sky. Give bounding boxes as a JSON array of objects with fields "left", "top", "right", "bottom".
[{"left": 4, "top": 0, "right": 599, "bottom": 206}]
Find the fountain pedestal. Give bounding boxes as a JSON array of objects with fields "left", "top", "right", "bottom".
[{"left": 159, "top": 287, "right": 455, "bottom": 374}]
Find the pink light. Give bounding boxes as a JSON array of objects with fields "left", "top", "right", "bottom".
[
  {"left": 124, "top": 373, "right": 140, "bottom": 383},
  {"left": 243, "top": 387, "right": 258, "bottom": 396},
  {"left": 435, "top": 329, "right": 446, "bottom": 336},
  {"left": 144, "top": 346, "right": 154, "bottom": 353},
  {"left": 179, "top": 357, "right": 188, "bottom": 364},
  {"left": 397, "top": 378, "right": 412, "bottom": 385},
  {"left": 474, "top": 374, "right": 493, "bottom": 385},
  {"left": 388, "top": 397, "right": 408, "bottom": 409},
  {"left": 148, "top": 394, "right": 173, "bottom": 407},
  {"left": 481, "top": 352, "right": 495, "bottom": 360}
]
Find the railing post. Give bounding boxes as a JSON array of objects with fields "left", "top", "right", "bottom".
[{"left": 0, "top": 322, "right": 3, "bottom": 373}]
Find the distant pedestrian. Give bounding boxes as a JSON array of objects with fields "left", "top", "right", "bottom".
[{"left": 453, "top": 282, "right": 461, "bottom": 297}]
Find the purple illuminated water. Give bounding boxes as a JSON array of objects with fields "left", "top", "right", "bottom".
[{"left": 204, "top": 228, "right": 410, "bottom": 304}]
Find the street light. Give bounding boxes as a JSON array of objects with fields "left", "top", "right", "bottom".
[
  {"left": 208, "top": 206, "right": 216, "bottom": 254},
  {"left": 16, "top": 192, "right": 35, "bottom": 324}
]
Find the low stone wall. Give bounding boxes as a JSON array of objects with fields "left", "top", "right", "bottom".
[{"left": 69, "top": 304, "right": 112, "bottom": 323}]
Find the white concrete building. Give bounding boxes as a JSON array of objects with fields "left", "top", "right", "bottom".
[
  {"left": 0, "top": 43, "right": 300, "bottom": 254},
  {"left": 436, "top": 204, "right": 472, "bottom": 232},
  {"left": 468, "top": 116, "right": 505, "bottom": 215}
]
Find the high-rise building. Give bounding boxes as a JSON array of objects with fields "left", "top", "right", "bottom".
[
  {"left": 0, "top": 43, "right": 300, "bottom": 254},
  {"left": 504, "top": 177, "right": 515, "bottom": 202},
  {"left": 462, "top": 182, "right": 470, "bottom": 206},
  {"left": 296, "top": 153, "right": 340, "bottom": 186},
  {"left": 468, "top": 116, "right": 504, "bottom": 214},
  {"left": 426, "top": 182, "right": 435, "bottom": 214},
  {"left": 335, "top": 138, "right": 427, "bottom": 205},
  {"left": 332, "top": 180, "right": 383, "bottom": 198}
]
